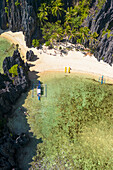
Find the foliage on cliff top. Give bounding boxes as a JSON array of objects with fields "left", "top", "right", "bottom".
[
  {"left": 9, "top": 64, "right": 19, "bottom": 77},
  {"left": 37, "top": 0, "right": 106, "bottom": 48},
  {"left": 24, "top": 73, "right": 113, "bottom": 169}
]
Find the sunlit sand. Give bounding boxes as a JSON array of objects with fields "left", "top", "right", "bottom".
[{"left": 1, "top": 31, "right": 113, "bottom": 83}]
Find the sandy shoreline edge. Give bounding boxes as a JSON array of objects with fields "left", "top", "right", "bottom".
[{"left": 0, "top": 31, "right": 113, "bottom": 84}]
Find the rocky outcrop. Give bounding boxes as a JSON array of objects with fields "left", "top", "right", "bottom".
[
  {"left": 86, "top": 0, "right": 113, "bottom": 65},
  {"left": 0, "top": 49, "right": 30, "bottom": 169},
  {"left": 26, "top": 50, "right": 35, "bottom": 61},
  {"left": 0, "top": 49, "right": 30, "bottom": 114}
]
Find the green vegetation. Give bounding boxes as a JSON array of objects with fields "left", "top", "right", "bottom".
[
  {"left": 36, "top": 0, "right": 103, "bottom": 49},
  {"left": 15, "top": 0, "right": 20, "bottom": 7},
  {"left": 41, "top": 20, "right": 63, "bottom": 46},
  {"left": 37, "top": 3, "right": 48, "bottom": 27},
  {"left": 5, "top": 0, "right": 9, "bottom": 18},
  {"left": 5, "top": 7, "right": 8, "bottom": 16},
  {"left": 32, "top": 39, "right": 40, "bottom": 48},
  {"left": 9, "top": 64, "right": 19, "bottom": 77},
  {"left": 96, "top": 0, "right": 106, "bottom": 9},
  {"left": 102, "top": 29, "right": 113, "bottom": 39},
  {"left": 4, "top": 0, "right": 107, "bottom": 49},
  {"left": 51, "top": 0, "right": 64, "bottom": 20},
  {"left": 0, "top": 38, "right": 15, "bottom": 73},
  {"left": 24, "top": 73, "right": 113, "bottom": 169}
]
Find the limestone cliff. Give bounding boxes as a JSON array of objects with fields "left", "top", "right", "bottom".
[
  {"left": 0, "top": 0, "right": 37, "bottom": 47},
  {"left": 86, "top": 0, "right": 113, "bottom": 65}
]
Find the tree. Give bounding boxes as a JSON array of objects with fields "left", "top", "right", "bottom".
[
  {"left": 41, "top": 21, "right": 63, "bottom": 47},
  {"left": 88, "top": 32, "right": 98, "bottom": 48},
  {"left": 32, "top": 39, "right": 40, "bottom": 48},
  {"left": 75, "top": 26, "right": 90, "bottom": 44},
  {"left": 64, "top": 6, "right": 80, "bottom": 45},
  {"left": 37, "top": 3, "right": 48, "bottom": 27},
  {"left": 51, "top": 0, "right": 64, "bottom": 20},
  {"left": 77, "top": 0, "right": 90, "bottom": 23}
]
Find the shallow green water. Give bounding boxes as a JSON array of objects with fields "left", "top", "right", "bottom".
[
  {"left": 26, "top": 73, "right": 113, "bottom": 169},
  {"left": 0, "top": 37, "right": 15, "bottom": 73}
]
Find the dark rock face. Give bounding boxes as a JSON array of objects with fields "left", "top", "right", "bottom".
[
  {"left": 0, "top": 50, "right": 30, "bottom": 114},
  {"left": 0, "top": 0, "right": 37, "bottom": 47},
  {"left": 0, "top": 129, "right": 30, "bottom": 169},
  {"left": 86, "top": 0, "right": 113, "bottom": 65},
  {"left": 26, "top": 50, "right": 35, "bottom": 61},
  {"left": 0, "top": 0, "right": 8, "bottom": 30},
  {"left": 94, "top": 31, "right": 113, "bottom": 66},
  {"left": 89, "top": 0, "right": 113, "bottom": 34}
]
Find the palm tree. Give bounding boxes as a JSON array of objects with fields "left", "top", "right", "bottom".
[
  {"left": 89, "top": 32, "right": 98, "bottom": 48},
  {"left": 64, "top": 7, "right": 73, "bottom": 45},
  {"left": 64, "top": 6, "right": 80, "bottom": 46},
  {"left": 77, "top": 0, "right": 90, "bottom": 23},
  {"left": 37, "top": 3, "right": 48, "bottom": 27},
  {"left": 52, "top": 20, "right": 64, "bottom": 45},
  {"left": 64, "top": 24, "right": 71, "bottom": 46},
  {"left": 51, "top": 0, "right": 64, "bottom": 20},
  {"left": 75, "top": 27, "right": 90, "bottom": 44}
]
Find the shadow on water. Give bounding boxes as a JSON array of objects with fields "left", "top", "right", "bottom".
[
  {"left": 0, "top": 36, "right": 43, "bottom": 169},
  {"left": 7, "top": 68, "right": 43, "bottom": 169},
  {"left": 86, "top": 78, "right": 113, "bottom": 86}
]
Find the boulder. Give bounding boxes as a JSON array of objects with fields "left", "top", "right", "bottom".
[
  {"left": 26, "top": 50, "right": 35, "bottom": 61},
  {"left": 15, "top": 133, "right": 29, "bottom": 146}
]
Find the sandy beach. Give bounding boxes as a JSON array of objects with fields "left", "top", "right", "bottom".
[{"left": 1, "top": 31, "right": 113, "bottom": 83}]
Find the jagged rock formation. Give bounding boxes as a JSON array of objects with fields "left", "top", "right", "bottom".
[
  {"left": 86, "top": 0, "right": 113, "bottom": 65},
  {"left": 0, "top": 49, "right": 30, "bottom": 114}
]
